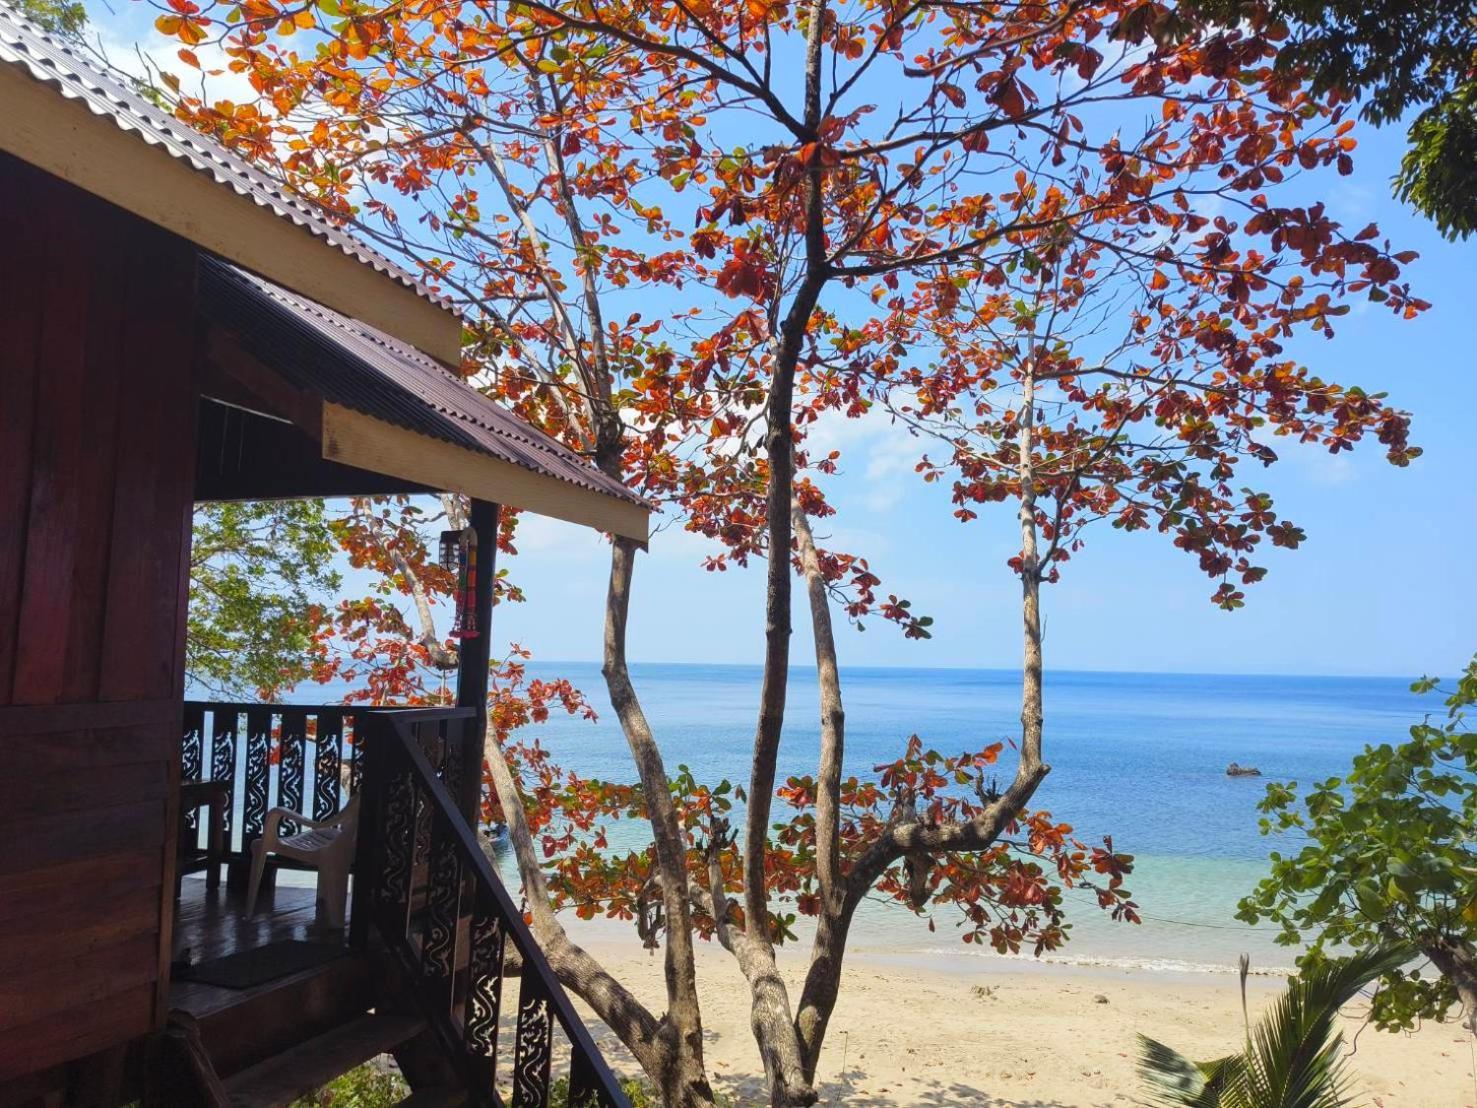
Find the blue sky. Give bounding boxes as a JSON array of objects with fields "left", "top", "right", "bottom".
[
  {"left": 484, "top": 114, "right": 1475, "bottom": 679},
  {"left": 92, "top": 3, "right": 1476, "bottom": 679},
  {"left": 489, "top": 119, "right": 1475, "bottom": 680}
]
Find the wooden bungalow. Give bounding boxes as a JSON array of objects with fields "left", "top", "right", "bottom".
[{"left": 0, "top": 8, "right": 644, "bottom": 1106}]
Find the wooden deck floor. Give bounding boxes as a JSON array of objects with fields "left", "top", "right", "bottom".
[{"left": 170, "top": 876, "right": 352, "bottom": 1019}]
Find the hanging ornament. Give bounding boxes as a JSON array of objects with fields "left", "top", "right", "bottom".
[
  {"left": 438, "top": 529, "right": 459, "bottom": 573},
  {"left": 450, "top": 527, "right": 479, "bottom": 640}
]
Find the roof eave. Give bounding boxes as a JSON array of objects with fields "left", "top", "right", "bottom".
[
  {"left": 0, "top": 60, "right": 461, "bottom": 364},
  {"left": 322, "top": 402, "right": 651, "bottom": 543}
]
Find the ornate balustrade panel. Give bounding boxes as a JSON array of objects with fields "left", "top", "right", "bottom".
[
  {"left": 313, "top": 710, "right": 344, "bottom": 820},
  {"left": 278, "top": 709, "right": 307, "bottom": 835},
  {"left": 181, "top": 704, "right": 205, "bottom": 836},
  {"left": 360, "top": 709, "right": 630, "bottom": 1108},
  {"left": 180, "top": 701, "right": 373, "bottom": 860}
]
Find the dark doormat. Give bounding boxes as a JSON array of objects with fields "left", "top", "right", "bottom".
[{"left": 179, "top": 939, "right": 346, "bottom": 989}]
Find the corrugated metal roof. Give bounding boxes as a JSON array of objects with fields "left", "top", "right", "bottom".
[
  {"left": 0, "top": 3, "right": 450, "bottom": 310},
  {"left": 199, "top": 256, "right": 648, "bottom": 512}
]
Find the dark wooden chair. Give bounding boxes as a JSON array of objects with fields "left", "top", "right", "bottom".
[{"left": 176, "top": 779, "right": 230, "bottom": 896}]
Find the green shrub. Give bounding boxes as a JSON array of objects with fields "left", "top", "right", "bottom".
[
  {"left": 289, "top": 1064, "right": 407, "bottom": 1108},
  {"left": 289, "top": 1063, "right": 728, "bottom": 1108},
  {"left": 548, "top": 1076, "right": 659, "bottom": 1107}
]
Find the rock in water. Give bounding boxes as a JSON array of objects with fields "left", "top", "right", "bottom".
[{"left": 1226, "top": 762, "right": 1262, "bottom": 777}]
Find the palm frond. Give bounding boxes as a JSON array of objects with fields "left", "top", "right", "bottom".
[
  {"left": 1137, "top": 946, "right": 1411, "bottom": 1108},
  {"left": 1137, "top": 1035, "right": 1242, "bottom": 1107},
  {"left": 1241, "top": 946, "right": 1410, "bottom": 1108}
]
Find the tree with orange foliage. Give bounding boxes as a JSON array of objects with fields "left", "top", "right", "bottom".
[{"left": 148, "top": 0, "right": 1425, "bottom": 1103}]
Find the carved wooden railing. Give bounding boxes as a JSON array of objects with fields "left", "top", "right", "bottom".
[
  {"left": 180, "top": 701, "right": 375, "bottom": 859},
  {"left": 356, "top": 708, "right": 630, "bottom": 1108}
]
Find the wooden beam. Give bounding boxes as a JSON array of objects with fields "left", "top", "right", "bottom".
[
  {"left": 203, "top": 329, "right": 322, "bottom": 434},
  {"left": 195, "top": 399, "right": 431, "bottom": 503},
  {"left": 454, "top": 500, "right": 498, "bottom": 826},
  {"left": 0, "top": 67, "right": 461, "bottom": 364},
  {"left": 321, "top": 403, "right": 650, "bottom": 543}
]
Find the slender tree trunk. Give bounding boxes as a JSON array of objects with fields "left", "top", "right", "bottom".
[
  {"left": 483, "top": 749, "right": 674, "bottom": 1076},
  {"left": 791, "top": 503, "right": 848, "bottom": 1079},
  {"left": 724, "top": 935, "right": 817, "bottom": 1106},
  {"left": 733, "top": 21, "right": 834, "bottom": 1098},
  {"left": 602, "top": 535, "right": 717, "bottom": 1108},
  {"left": 1425, "top": 936, "right": 1477, "bottom": 1035},
  {"left": 1016, "top": 358, "right": 1046, "bottom": 778},
  {"left": 738, "top": 355, "right": 823, "bottom": 1105},
  {"left": 482, "top": 523, "right": 718, "bottom": 1107},
  {"left": 792, "top": 505, "right": 845, "bottom": 902},
  {"left": 792, "top": 355, "right": 1053, "bottom": 1077},
  {"left": 737, "top": 10, "right": 831, "bottom": 1086}
]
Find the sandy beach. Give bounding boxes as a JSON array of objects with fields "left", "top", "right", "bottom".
[{"left": 571, "top": 935, "right": 1474, "bottom": 1107}]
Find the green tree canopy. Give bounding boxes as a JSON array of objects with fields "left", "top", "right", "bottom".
[
  {"left": 1238, "top": 655, "right": 1477, "bottom": 1033},
  {"left": 187, "top": 501, "right": 340, "bottom": 699},
  {"left": 1190, "top": 0, "right": 1477, "bottom": 240}
]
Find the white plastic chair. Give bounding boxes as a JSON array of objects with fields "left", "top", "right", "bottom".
[{"left": 244, "top": 795, "right": 360, "bottom": 930}]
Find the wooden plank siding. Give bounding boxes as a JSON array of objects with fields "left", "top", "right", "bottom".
[{"left": 0, "top": 154, "right": 200, "bottom": 1085}]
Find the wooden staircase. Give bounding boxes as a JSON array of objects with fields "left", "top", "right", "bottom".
[
  {"left": 221, "top": 1013, "right": 426, "bottom": 1107},
  {"left": 351, "top": 709, "right": 630, "bottom": 1108},
  {"left": 154, "top": 953, "right": 448, "bottom": 1108},
  {"left": 191, "top": 951, "right": 375, "bottom": 1078},
  {"left": 151, "top": 707, "right": 629, "bottom": 1108}
]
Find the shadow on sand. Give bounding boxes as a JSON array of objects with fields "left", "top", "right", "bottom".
[
  {"left": 709, "top": 1065, "right": 1101, "bottom": 1107},
  {"left": 582, "top": 1021, "right": 1110, "bottom": 1107}
]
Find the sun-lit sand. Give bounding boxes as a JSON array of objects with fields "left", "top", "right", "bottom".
[{"left": 570, "top": 935, "right": 1474, "bottom": 1106}]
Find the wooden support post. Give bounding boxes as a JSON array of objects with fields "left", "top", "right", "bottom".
[{"left": 454, "top": 499, "right": 499, "bottom": 829}]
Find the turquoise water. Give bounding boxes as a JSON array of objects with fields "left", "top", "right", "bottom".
[{"left": 304, "top": 663, "right": 1425, "bottom": 973}]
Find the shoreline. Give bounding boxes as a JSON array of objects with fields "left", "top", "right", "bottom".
[
  {"left": 558, "top": 906, "right": 1300, "bottom": 985},
  {"left": 829, "top": 945, "right": 1298, "bottom": 986},
  {"left": 571, "top": 924, "right": 1295, "bottom": 996},
  {"left": 566, "top": 929, "right": 1474, "bottom": 1106}
]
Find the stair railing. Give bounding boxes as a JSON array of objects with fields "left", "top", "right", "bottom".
[{"left": 355, "top": 708, "right": 631, "bottom": 1108}]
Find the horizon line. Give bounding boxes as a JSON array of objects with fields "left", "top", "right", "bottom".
[{"left": 512, "top": 657, "right": 1428, "bottom": 683}]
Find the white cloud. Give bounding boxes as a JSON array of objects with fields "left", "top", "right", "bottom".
[
  {"left": 1329, "top": 180, "right": 1379, "bottom": 229},
  {"left": 91, "top": 18, "right": 257, "bottom": 106},
  {"left": 506, "top": 512, "right": 609, "bottom": 562},
  {"left": 805, "top": 399, "right": 929, "bottom": 513},
  {"left": 1286, "top": 442, "right": 1358, "bottom": 486},
  {"left": 859, "top": 431, "right": 924, "bottom": 511}
]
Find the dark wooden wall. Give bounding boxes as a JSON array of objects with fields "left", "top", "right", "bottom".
[{"left": 0, "top": 154, "right": 199, "bottom": 1086}]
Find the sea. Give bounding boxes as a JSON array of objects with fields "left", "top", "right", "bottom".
[{"left": 281, "top": 663, "right": 1426, "bottom": 977}]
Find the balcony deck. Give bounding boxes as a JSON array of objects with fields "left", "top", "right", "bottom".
[{"left": 170, "top": 876, "right": 353, "bottom": 1020}]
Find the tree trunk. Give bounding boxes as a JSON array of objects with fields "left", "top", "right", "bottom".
[
  {"left": 727, "top": 936, "right": 819, "bottom": 1106},
  {"left": 1426, "top": 935, "right": 1477, "bottom": 1035},
  {"left": 1015, "top": 357, "right": 1046, "bottom": 779},
  {"left": 742, "top": 0, "right": 830, "bottom": 961},
  {"left": 791, "top": 503, "right": 848, "bottom": 1079},
  {"left": 601, "top": 535, "right": 715, "bottom": 1106},
  {"left": 792, "top": 352, "right": 1053, "bottom": 1077}
]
